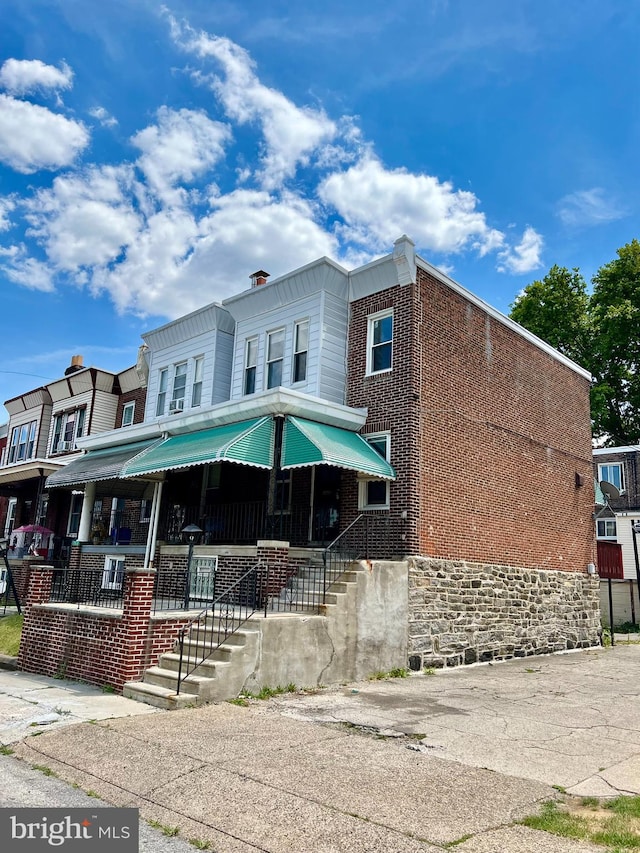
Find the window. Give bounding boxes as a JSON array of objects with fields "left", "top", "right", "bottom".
[
  {"left": 171, "top": 362, "right": 187, "bottom": 410},
  {"left": 8, "top": 420, "right": 37, "bottom": 463},
  {"left": 67, "top": 493, "right": 83, "bottom": 537},
  {"left": 191, "top": 356, "right": 204, "bottom": 407},
  {"left": 51, "top": 410, "right": 85, "bottom": 453},
  {"left": 598, "top": 463, "right": 625, "bottom": 493},
  {"left": 102, "top": 555, "right": 125, "bottom": 590},
  {"left": 358, "top": 433, "right": 391, "bottom": 510},
  {"left": 596, "top": 518, "right": 617, "bottom": 540},
  {"left": 244, "top": 338, "right": 258, "bottom": 395},
  {"left": 266, "top": 329, "right": 285, "bottom": 389},
  {"left": 293, "top": 320, "right": 309, "bottom": 383},
  {"left": 140, "top": 499, "right": 153, "bottom": 523},
  {"left": 122, "top": 402, "right": 135, "bottom": 427},
  {"left": 367, "top": 310, "right": 393, "bottom": 374},
  {"left": 156, "top": 368, "right": 168, "bottom": 416},
  {"left": 4, "top": 498, "right": 16, "bottom": 537}
]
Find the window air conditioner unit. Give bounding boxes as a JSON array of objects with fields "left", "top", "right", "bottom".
[{"left": 169, "top": 400, "right": 184, "bottom": 414}]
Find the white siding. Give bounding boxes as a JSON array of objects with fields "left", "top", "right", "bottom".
[
  {"left": 611, "top": 513, "right": 640, "bottom": 580},
  {"left": 318, "top": 290, "right": 348, "bottom": 404},
  {"left": 145, "top": 329, "right": 234, "bottom": 419},
  {"left": 90, "top": 390, "right": 119, "bottom": 435}
]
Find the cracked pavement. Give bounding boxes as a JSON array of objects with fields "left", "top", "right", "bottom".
[{"left": 2, "top": 645, "right": 640, "bottom": 851}]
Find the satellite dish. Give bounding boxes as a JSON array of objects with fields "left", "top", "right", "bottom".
[{"left": 600, "top": 480, "right": 621, "bottom": 500}]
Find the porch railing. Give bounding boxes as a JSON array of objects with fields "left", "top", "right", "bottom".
[
  {"left": 50, "top": 568, "right": 125, "bottom": 609},
  {"left": 176, "top": 561, "right": 262, "bottom": 694}
]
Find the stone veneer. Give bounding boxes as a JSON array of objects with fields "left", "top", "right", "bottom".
[{"left": 408, "top": 557, "right": 601, "bottom": 669}]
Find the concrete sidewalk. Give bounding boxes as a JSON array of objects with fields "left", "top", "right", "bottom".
[{"left": 5, "top": 647, "right": 640, "bottom": 850}]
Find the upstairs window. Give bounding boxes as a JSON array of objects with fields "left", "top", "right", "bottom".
[
  {"left": 293, "top": 320, "right": 309, "bottom": 383},
  {"left": 266, "top": 328, "right": 285, "bottom": 389},
  {"left": 156, "top": 369, "right": 168, "bottom": 416},
  {"left": 192, "top": 356, "right": 204, "bottom": 407},
  {"left": 596, "top": 518, "right": 617, "bottom": 540},
  {"left": 244, "top": 338, "right": 258, "bottom": 395},
  {"left": 51, "top": 410, "right": 85, "bottom": 453},
  {"left": 598, "top": 462, "right": 625, "bottom": 493},
  {"left": 171, "top": 362, "right": 187, "bottom": 411},
  {"left": 367, "top": 309, "right": 393, "bottom": 374},
  {"left": 122, "top": 402, "right": 135, "bottom": 427},
  {"left": 8, "top": 420, "right": 37, "bottom": 463}
]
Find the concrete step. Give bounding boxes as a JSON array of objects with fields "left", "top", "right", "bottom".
[
  {"left": 143, "top": 665, "right": 205, "bottom": 695},
  {"left": 122, "top": 680, "right": 196, "bottom": 710},
  {"left": 178, "top": 640, "right": 236, "bottom": 661},
  {"left": 159, "top": 651, "right": 229, "bottom": 675}
]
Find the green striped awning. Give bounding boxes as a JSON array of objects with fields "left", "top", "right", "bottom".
[
  {"left": 281, "top": 417, "right": 396, "bottom": 479},
  {"left": 121, "top": 417, "right": 275, "bottom": 477}
]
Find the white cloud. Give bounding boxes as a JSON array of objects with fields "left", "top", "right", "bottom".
[
  {"left": 3, "top": 251, "right": 55, "bottom": 292},
  {"left": 556, "top": 187, "right": 626, "bottom": 228},
  {"left": 132, "top": 107, "right": 231, "bottom": 199},
  {"left": 170, "top": 16, "right": 339, "bottom": 189},
  {"left": 319, "top": 152, "right": 504, "bottom": 255},
  {"left": 89, "top": 106, "right": 118, "bottom": 128},
  {"left": 24, "top": 165, "right": 142, "bottom": 271},
  {"left": 0, "top": 94, "right": 88, "bottom": 173},
  {"left": 497, "top": 226, "right": 543, "bottom": 274},
  {"left": 0, "top": 197, "right": 15, "bottom": 232},
  {"left": 0, "top": 59, "right": 73, "bottom": 95}
]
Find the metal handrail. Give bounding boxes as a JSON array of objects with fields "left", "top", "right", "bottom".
[{"left": 176, "top": 561, "right": 263, "bottom": 695}]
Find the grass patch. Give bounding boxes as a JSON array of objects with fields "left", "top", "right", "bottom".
[
  {"left": 0, "top": 744, "right": 14, "bottom": 755},
  {"left": 189, "top": 839, "right": 211, "bottom": 850},
  {"left": 369, "top": 668, "right": 410, "bottom": 681},
  {"left": 148, "top": 820, "right": 179, "bottom": 837},
  {"left": 614, "top": 622, "right": 640, "bottom": 634},
  {"left": 240, "top": 683, "right": 297, "bottom": 701},
  {"left": 227, "top": 697, "right": 249, "bottom": 707},
  {"left": 423, "top": 667, "right": 436, "bottom": 676},
  {"left": 32, "top": 764, "right": 58, "bottom": 778},
  {"left": 0, "top": 614, "right": 23, "bottom": 656},
  {"left": 521, "top": 795, "right": 640, "bottom": 851}
]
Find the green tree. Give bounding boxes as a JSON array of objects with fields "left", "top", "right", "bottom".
[
  {"left": 509, "top": 241, "right": 640, "bottom": 446},
  {"left": 509, "top": 265, "right": 589, "bottom": 366},
  {"left": 589, "top": 239, "right": 640, "bottom": 444}
]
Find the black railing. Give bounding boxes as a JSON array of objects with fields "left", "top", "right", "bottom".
[
  {"left": 153, "top": 559, "right": 218, "bottom": 613},
  {"left": 50, "top": 568, "right": 125, "bottom": 609},
  {"left": 160, "top": 501, "right": 333, "bottom": 547},
  {"left": 176, "top": 562, "right": 262, "bottom": 694}
]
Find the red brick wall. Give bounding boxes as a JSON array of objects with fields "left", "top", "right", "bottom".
[
  {"left": 115, "top": 387, "right": 147, "bottom": 428},
  {"left": 347, "top": 269, "right": 595, "bottom": 572}
]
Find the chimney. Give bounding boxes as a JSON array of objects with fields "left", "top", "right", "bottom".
[
  {"left": 64, "top": 354, "right": 84, "bottom": 376},
  {"left": 250, "top": 270, "right": 270, "bottom": 288}
]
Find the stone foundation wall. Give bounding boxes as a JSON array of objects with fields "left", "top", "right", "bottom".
[{"left": 408, "top": 557, "right": 602, "bottom": 669}]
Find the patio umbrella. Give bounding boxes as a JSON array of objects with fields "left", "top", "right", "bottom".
[{"left": 13, "top": 524, "right": 54, "bottom": 535}]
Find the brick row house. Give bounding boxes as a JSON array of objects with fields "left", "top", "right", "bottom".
[
  {"left": 11, "top": 236, "right": 601, "bottom": 699},
  {"left": 593, "top": 446, "right": 640, "bottom": 624}
]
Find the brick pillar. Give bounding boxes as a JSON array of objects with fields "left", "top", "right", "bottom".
[
  {"left": 118, "top": 568, "right": 156, "bottom": 686},
  {"left": 256, "top": 540, "right": 291, "bottom": 600},
  {"left": 68, "top": 545, "right": 82, "bottom": 571},
  {"left": 17, "top": 565, "right": 55, "bottom": 670}
]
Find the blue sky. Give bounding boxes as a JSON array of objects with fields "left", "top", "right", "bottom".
[{"left": 0, "top": 0, "right": 638, "bottom": 407}]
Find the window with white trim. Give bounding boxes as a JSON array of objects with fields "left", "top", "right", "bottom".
[
  {"left": 140, "top": 499, "right": 152, "bottom": 523},
  {"left": 102, "top": 555, "right": 125, "bottom": 590},
  {"left": 122, "top": 402, "right": 135, "bottom": 427},
  {"left": 8, "top": 419, "right": 37, "bottom": 463},
  {"left": 266, "top": 328, "right": 285, "bottom": 389},
  {"left": 292, "top": 320, "right": 309, "bottom": 383},
  {"left": 367, "top": 310, "right": 393, "bottom": 375},
  {"left": 156, "top": 368, "right": 168, "bottom": 416},
  {"left": 596, "top": 518, "right": 617, "bottom": 540},
  {"left": 598, "top": 462, "right": 625, "bottom": 493},
  {"left": 67, "top": 493, "right": 83, "bottom": 537},
  {"left": 171, "top": 362, "right": 187, "bottom": 411},
  {"left": 358, "top": 433, "right": 391, "bottom": 510},
  {"left": 191, "top": 356, "right": 204, "bottom": 407},
  {"left": 244, "top": 338, "right": 258, "bottom": 395},
  {"left": 51, "top": 409, "right": 85, "bottom": 453}
]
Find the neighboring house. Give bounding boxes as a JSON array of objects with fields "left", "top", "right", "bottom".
[
  {"left": 17, "top": 237, "right": 601, "bottom": 698},
  {"left": 0, "top": 355, "right": 148, "bottom": 558},
  {"left": 594, "top": 446, "right": 640, "bottom": 624}
]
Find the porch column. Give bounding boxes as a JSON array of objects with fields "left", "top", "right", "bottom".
[
  {"left": 147, "top": 479, "right": 164, "bottom": 568},
  {"left": 77, "top": 481, "right": 96, "bottom": 542}
]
